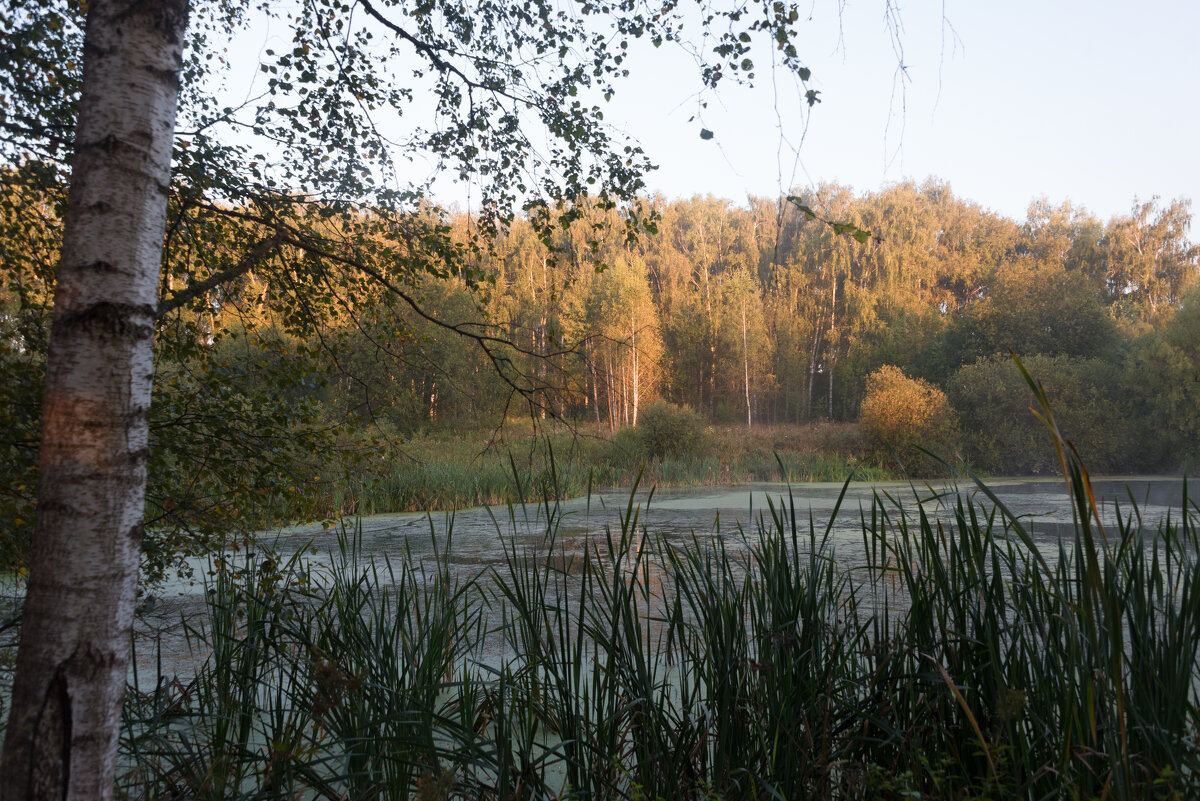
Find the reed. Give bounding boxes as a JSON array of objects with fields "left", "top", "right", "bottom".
[{"left": 120, "top": 427, "right": 1200, "bottom": 799}]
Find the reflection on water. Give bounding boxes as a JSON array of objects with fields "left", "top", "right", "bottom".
[{"left": 134, "top": 476, "right": 1191, "bottom": 680}]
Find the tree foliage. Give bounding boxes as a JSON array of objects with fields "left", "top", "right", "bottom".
[
  {"left": 948, "top": 354, "right": 1138, "bottom": 475},
  {"left": 931, "top": 261, "right": 1118, "bottom": 377},
  {"left": 859, "top": 365, "right": 959, "bottom": 474},
  {"left": 1124, "top": 290, "right": 1200, "bottom": 469}
]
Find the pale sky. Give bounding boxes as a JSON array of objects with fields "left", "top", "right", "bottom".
[
  {"left": 225, "top": 1, "right": 1199, "bottom": 225},
  {"left": 598, "top": 0, "right": 1200, "bottom": 223}
]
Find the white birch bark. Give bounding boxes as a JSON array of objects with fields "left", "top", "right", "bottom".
[
  {"left": 588, "top": 337, "right": 601, "bottom": 427},
  {"left": 620, "top": 360, "right": 628, "bottom": 425},
  {"left": 741, "top": 300, "right": 751, "bottom": 428},
  {"left": 806, "top": 321, "right": 824, "bottom": 423},
  {"left": 827, "top": 270, "right": 838, "bottom": 420},
  {"left": 630, "top": 310, "right": 639, "bottom": 426},
  {"left": 605, "top": 357, "right": 616, "bottom": 432},
  {"left": 0, "top": 1, "right": 189, "bottom": 798}
]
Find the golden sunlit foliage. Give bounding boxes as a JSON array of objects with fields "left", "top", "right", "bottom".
[{"left": 859, "top": 365, "right": 960, "bottom": 474}]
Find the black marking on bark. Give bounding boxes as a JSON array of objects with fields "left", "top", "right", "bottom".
[
  {"left": 79, "top": 260, "right": 116, "bottom": 272},
  {"left": 34, "top": 499, "right": 73, "bottom": 517},
  {"left": 82, "top": 39, "right": 109, "bottom": 60},
  {"left": 28, "top": 667, "right": 70, "bottom": 801},
  {"left": 57, "top": 302, "right": 155, "bottom": 342},
  {"left": 120, "top": 0, "right": 190, "bottom": 45},
  {"left": 88, "top": 200, "right": 111, "bottom": 214},
  {"left": 144, "top": 64, "right": 182, "bottom": 91},
  {"left": 74, "top": 134, "right": 127, "bottom": 157},
  {"left": 128, "top": 522, "right": 145, "bottom": 545},
  {"left": 75, "top": 642, "right": 119, "bottom": 682}
]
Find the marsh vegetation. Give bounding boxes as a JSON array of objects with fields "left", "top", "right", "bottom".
[{"left": 119, "top": 463, "right": 1200, "bottom": 800}]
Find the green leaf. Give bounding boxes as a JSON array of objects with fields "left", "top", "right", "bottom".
[{"left": 786, "top": 197, "right": 817, "bottom": 220}]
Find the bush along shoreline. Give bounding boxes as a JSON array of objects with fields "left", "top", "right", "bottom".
[{"left": 120, "top": 397, "right": 1200, "bottom": 800}]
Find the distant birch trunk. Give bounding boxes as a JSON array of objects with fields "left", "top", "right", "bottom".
[
  {"left": 827, "top": 270, "right": 838, "bottom": 420},
  {"left": 536, "top": 316, "right": 546, "bottom": 419},
  {"left": 0, "top": 1, "right": 189, "bottom": 798},
  {"left": 741, "top": 300, "right": 751, "bottom": 428},
  {"left": 805, "top": 324, "right": 821, "bottom": 422},
  {"left": 605, "top": 357, "right": 616, "bottom": 433},
  {"left": 588, "top": 338, "right": 601, "bottom": 427},
  {"left": 702, "top": 263, "right": 716, "bottom": 418},
  {"left": 630, "top": 310, "right": 640, "bottom": 426},
  {"left": 828, "top": 352, "right": 838, "bottom": 420},
  {"left": 624, "top": 362, "right": 633, "bottom": 424}
]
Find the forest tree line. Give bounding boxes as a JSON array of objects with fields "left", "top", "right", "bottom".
[{"left": 290, "top": 180, "right": 1198, "bottom": 474}]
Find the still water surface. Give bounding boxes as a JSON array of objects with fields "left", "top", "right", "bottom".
[
  {"left": 134, "top": 476, "right": 1190, "bottom": 679},
  {"left": 164, "top": 476, "right": 1192, "bottom": 584}
]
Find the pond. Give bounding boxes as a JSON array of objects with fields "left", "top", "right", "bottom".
[{"left": 132, "top": 475, "right": 1192, "bottom": 681}]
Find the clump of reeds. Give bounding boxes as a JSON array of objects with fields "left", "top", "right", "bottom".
[{"left": 120, "top": 382, "right": 1200, "bottom": 800}]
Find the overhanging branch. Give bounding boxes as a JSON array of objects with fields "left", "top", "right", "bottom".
[{"left": 156, "top": 232, "right": 283, "bottom": 319}]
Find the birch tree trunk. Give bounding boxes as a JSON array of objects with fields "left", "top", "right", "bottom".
[
  {"left": 0, "top": 1, "right": 189, "bottom": 798},
  {"left": 605, "top": 357, "right": 616, "bottom": 433},
  {"left": 588, "top": 338, "right": 601, "bottom": 428},
  {"left": 828, "top": 352, "right": 838, "bottom": 420},
  {"left": 805, "top": 325, "right": 822, "bottom": 422},
  {"left": 701, "top": 263, "right": 716, "bottom": 418},
  {"left": 827, "top": 270, "right": 838, "bottom": 420},
  {"left": 630, "top": 311, "right": 640, "bottom": 426},
  {"left": 620, "top": 360, "right": 628, "bottom": 425},
  {"left": 741, "top": 300, "right": 751, "bottom": 428}
]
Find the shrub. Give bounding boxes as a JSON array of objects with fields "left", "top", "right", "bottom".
[
  {"left": 859, "top": 365, "right": 959, "bottom": 475},
  {"left": 1123, "top": 292, "right": 1200, "bottom": 471},
  {"left": 947, "top": 354, "right": 1140, "bottom": 475},
  {"left": 635, "top": 400, "right": 707, "bottom": 459},
  {"left": 608, "top": 425, "right": 647, "bottom": 463}
]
